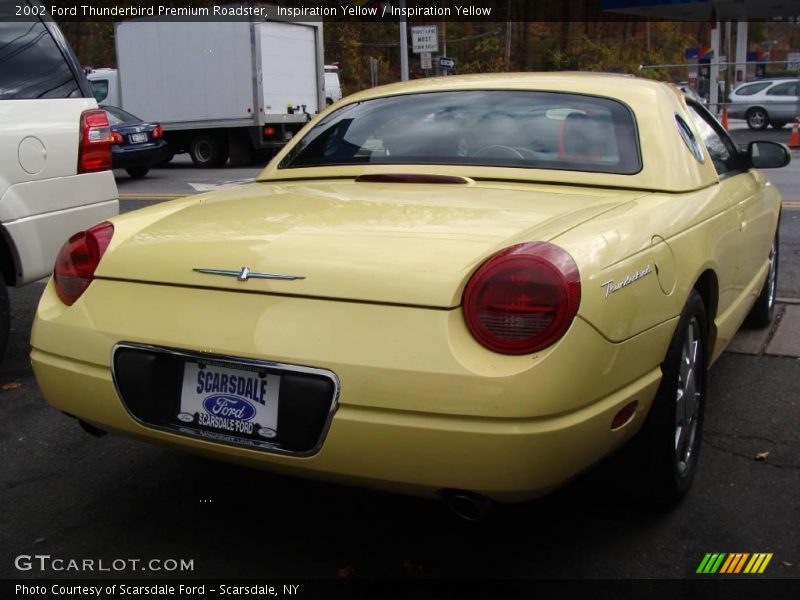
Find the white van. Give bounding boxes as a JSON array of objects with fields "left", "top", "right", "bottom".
[{"left": 325, "top": 65, "right": 342, "bottom": 105}]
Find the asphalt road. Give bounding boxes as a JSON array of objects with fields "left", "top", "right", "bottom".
[{"left": 1, "top": 139, "right": 799, "bottom": 591}]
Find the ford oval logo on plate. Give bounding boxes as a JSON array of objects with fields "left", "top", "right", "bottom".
[
  {"left": 177, "top": 412, "right": 194, "bottom": 423},
  {"left": 202, "top": 395, "right": 257, "bottom": 421}
]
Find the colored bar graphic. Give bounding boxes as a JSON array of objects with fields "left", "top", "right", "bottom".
[{"left": 700, "top": 553, "right": 773, "bottom": 575}]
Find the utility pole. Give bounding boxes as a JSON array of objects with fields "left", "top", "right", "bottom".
[{"left": 399, "top": 0, "right": 409, "bottom": 81}]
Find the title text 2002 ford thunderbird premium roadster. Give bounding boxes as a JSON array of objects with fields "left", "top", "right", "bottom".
[{"left": 31, "top": 74, "right": 788, "bottom": 517}]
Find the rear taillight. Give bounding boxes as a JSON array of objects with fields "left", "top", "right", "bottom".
[
  {"left": 152, "top": 125, "right": 163, "bottom": 139},
  {"left": 111, "top": 132, "right": 123, "bottom": 144},
  {"left": 78, "top": 109, "right": 113, "bottom": 173},
  {"left": 53, "top": 222, "right": 114, "bottom": 306},
  {"left": 463, "top": 242, "right": 581, "bottom": 355}
]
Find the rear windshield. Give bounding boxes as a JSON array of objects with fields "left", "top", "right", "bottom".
[
  {"left": 104, "top": 105, "right": 140, "bottom": 125},
  {"left": 279, "top": 90, "right": 641, "bottom": 175},
  {"left": 0, "top": 21, "right": 82, "bottom": 100}
]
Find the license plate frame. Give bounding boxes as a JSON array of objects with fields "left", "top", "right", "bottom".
[
  {"left": 177, "top": 360, "right": 281, "bottom": 442},
  {"left": 129, "top": 132, "right": 148, "bottom": 144}
]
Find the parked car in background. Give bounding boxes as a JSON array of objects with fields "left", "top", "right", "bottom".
[
  {"left": 103, "top": 106, "right": 169, "bottom": 178},
  {"left": 728, "top": 78, "right": 800, "bottom": 130},
  {"left": 0, "top": 0, "right": 118, "bottom": 363},
  {"left": 31, "top": 74, "right": 787, "bottom": 519}
]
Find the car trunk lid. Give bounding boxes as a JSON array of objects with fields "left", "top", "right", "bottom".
[{"left": 97, "top": 179, "right": 646, "bottom": 308}]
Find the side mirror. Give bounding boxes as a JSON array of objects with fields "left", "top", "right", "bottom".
[{"left": 747, "top": 141, "right": 791, "bottom": 169}]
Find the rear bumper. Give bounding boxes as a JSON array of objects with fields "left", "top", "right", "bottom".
[
  {"left": 111, "top": 140, "right": 169, "bottom": 169},
  {"left": 31, "top": 279, "right": 676, "bottom": 501}
]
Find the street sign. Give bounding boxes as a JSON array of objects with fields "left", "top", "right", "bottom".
[
  {"left": 438, "top": 56, "right": 455, "bottom": 70},
  {"left": 788, "top": 53, "right": 800, "bottom": 71},
  {"left": 411, "top": 26, "right": 438, "bottom": 53},
  {"left": 420, "top": 52, "right": 432, "bottom": 70}
]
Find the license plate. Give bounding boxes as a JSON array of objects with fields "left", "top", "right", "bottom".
[
  {"left": 129, "top": 132, "right": 148, "bottom": 144},
  {"left": 178, "top": 362, "right": 280, "bottom": 441}
]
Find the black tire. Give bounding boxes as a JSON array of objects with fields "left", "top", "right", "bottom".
[
  {"left": 745, "top": 230, "right": 779, "bottom": 328},
  {"left": 746, "top": 107, "right": 768, "bottom": 130},
  {"left": 125, "top": 166, "right": 150, "bottom": 178},
  {"left": 189, "top": 134, "right": 229, "bottom": 168},
  {"left": 639, "top": 290, "right": 708, "bottom": 506},
  {"left": 0, "top": 278, "right": 9, "bottom": 364}
]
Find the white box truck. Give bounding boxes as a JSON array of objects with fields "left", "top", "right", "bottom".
[{"left": 90, "top": 17, "right": 325, "bottom": 167}]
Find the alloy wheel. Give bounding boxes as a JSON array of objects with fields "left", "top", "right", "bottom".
[{"left": 674, "top": 316, "right": 702, "bottom": 476}]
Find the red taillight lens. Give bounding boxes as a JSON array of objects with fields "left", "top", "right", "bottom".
[
  {"left": 53, "top": 222, "right": 114, "bottom": 306},
  {"left": 152, "top": 125, "right": 163, "bottom": 139},
  {"left": 78, "top": 109, "right": 113, "bottom": 173},
  {"left": 463, "top": 242, "right": 581, "bottom": 355},
  {"left": 111, "top": 132, "right": 123, "bottom": 144},
  {"left": 264, "top": 126, "right": 275, "bottom": 136}
]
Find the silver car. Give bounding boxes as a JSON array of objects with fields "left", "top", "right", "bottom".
[{"left": 728, "top": 78, "right": 800, "bottom": 130}]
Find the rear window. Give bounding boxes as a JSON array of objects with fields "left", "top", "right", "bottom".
[
  {"left": 0, "top": 21, "right": 82, "bottom": 100},
  {"left": 103, "top": 106, "right": 140, "bottom": 125},
  {"left": 279, "top": 90, "right": 642, "bottom": 175}
]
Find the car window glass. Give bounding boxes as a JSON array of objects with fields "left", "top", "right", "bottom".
[
  {"left": 104, "top": 109, "right": 124, "bottom": 126},
  {"left": 91, "top": 79, "right": 109, "bottom": 103},
  {"left": 686, "top": 104, "right": 741, "bottom": 176},
  {"left": 104, "top": 106, "right": 140, "bottom": 124},
  {"left": 766, "top": 82, "right": 797, "bottom": 96},
  {"left": 280, "top": 91, "right": 641, "bottom": 175},
  {"left": 734, "top": 82, "right": 770, "bottom": 96},
  {"left": 675, "top": 115, "right": 705, "bottom": 163},
  {"left": 0, "top": 21, "right": 81, "bottom": 99}
]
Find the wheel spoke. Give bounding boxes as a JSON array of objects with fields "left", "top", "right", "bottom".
[{"left": 675, "top": 318, "right": 701, "bottom": 470}]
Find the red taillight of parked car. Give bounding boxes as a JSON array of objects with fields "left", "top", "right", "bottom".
[
  {"left": 463, "top": 242, "right": 581, "bottom": 355},
  {"left": 111, "top": 132, "right": 124, "bottom": 144},
  {"left": 152, "top": 125, "right": 163, "bottom": 139},
  {"left": 78, "top": 109, "right": 113, "bottom": 173},
  {"left": 53, "top": 222, "right": 114, "bottom": 306}
]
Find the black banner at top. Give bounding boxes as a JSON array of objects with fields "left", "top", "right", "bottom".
[{"left": 3, "top": 0, "right": 800, "bottom": 23}]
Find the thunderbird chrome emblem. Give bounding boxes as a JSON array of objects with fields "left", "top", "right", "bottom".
[
  {"left": 193, "top": 267, "right": 305, "bottom": 281},
  {"left": 601, "top": 264, "right": 652, "bottom": 298}
]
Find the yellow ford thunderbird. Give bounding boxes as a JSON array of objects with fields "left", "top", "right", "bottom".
[{"left": 31, "top": 74, "right": 788, "bottom": 518}]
